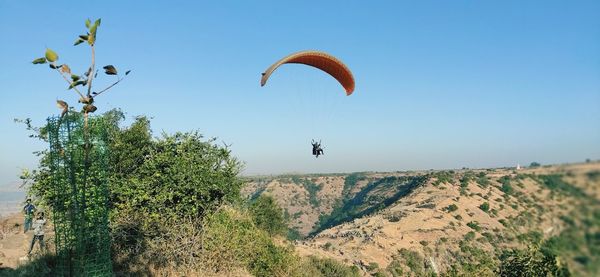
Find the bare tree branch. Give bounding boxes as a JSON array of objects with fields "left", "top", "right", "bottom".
[
  {"left": 54, "top": 66, "right": 85, "bottom": 99},
  {"left": 93, "top": 76, "right": 125, "bottom": 98}
]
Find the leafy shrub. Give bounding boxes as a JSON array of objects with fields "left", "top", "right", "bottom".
[
  {"left": 110, "top": 129, "right": 244, "bottom": 230},
  {"left": 539, "top": 175, "right": 585, "bottom": 197},
  {"left": 516, "top": 231, "right": 543, "bottom": 244},
  {"left": 586, "top": 170, "right": 600, "bottom": 181},
  {"left": 464, "top": 231, "right": 476, "bottom": 241},
  {"left": 367, "top": 262, "right": 380, "bottom": 271},
  {"left": 305, "top": 256, "right": 360, "bottom": 277},
  {"left": 250, "top": 195, "right": 287, "bottom": 236},
  {"left": 393, "top": 249, "right": 428, "bottom": 276},
  {"left": 386, "top": 260, "right": 404, "bottom": 277},
  {"left": 497, "top": 245, "right": 570, "bottom": 276},
  {"left": 460, "top": 172, "right": 473, "bottom": 188},
  {"left": 467, "top": 221, "right": 481, "bottom": 231},
  {"left": 477, "top": 172, "right": 490, "bottom": 188},
  {"left": 445, "top": 204, "right": 459, "bottom": 213},
  {"left": 482, "top": 232, "right": 494, "bottom": 242},
  {"left": 479, "top": 202, "right": 490, "bottom": 212},
  {"left": 287, "top": 228, "right": 301, "bottom": 241},
  {"left": 200, "top": 206, "right": 299, "bottom": 276},
  {"left": 384, "top": 211, "right": 405, "bottom": 222},
  {"left": 433, "top": 171, "right": 454, "bottom": 185},
  {"left": 501, "top": 181, "right": 514, "bottom": 195}
]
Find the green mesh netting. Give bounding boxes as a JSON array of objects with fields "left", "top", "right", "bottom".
[{"left": 47, "top": 113, "right": 112, "bottom": 276}]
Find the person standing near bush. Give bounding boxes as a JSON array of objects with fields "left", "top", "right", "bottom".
[
  {"left": 22, "top": 198, "right": 36, "bottom": 233},
  {"left": 28, "top": 212, "right": 46, "bottom": 256}
]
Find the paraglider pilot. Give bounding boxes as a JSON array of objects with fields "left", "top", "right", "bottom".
[{"left": 311, "top": 139, "right": 324, "bottom": 158}]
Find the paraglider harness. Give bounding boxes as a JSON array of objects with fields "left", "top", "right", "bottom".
[{"left": 311, "top": 139, "right": 324, "bottom": 158}]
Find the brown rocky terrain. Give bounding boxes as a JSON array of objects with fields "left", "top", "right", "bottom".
[
  {"left": 245, "top": 162, "right": 600, "bottom": 276},
  {"left": 0, "top": 213, "right": 55, "bottom": 270}
]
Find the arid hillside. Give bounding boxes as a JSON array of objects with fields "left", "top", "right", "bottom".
[{"left": 244, "top": 162, "right": 600, "bottom": 276}]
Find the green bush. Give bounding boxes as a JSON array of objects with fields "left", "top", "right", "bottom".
[
  {"left": 386, "top": 260, "right": 404, "bottom": 277},
  {"left": 498, "top": 176, "right": 514, "bottom": 195},
  {"left": 477, "top": 172, "right": 490, "bottom": 188},
  {"left": 250, "top": 195, "right": 288, "bottom": 236},
  {"left": 445, "top": 204, "right": 459, "bottom": 213},
  {"left": 367, "top": 262, "right": 380, "bottom": 271},
  {"left": 287, "top": 228, "right": 302, "bottom": 241},
  {"left": 497, "top": 245, "right": 570, "bottom": 276},
  {"left": 479, "top": 202, "right": 490, "bottom": 212},
  {"left": 517, "top": 231, "right": 542, "bottom": 244},
  {"left": 391, "top": 248, "right": 430, "bottom": 276},
  {"left": 201, "top": 206, "right": 299, "bottom": 276},
  {"left": 467, "top": 221, "right": 481, "bottom": 231},
  {"left": 304, "top": 256, "right": 360, "bottom": 277},
  {"left": 539, "top": 175, "right": 585, "bottom": 197},
  {"left": 433, "top": 171, "right": 454, "bottom": 185},
  {"left": 111, "top": 131, "right": 244, "bottom": 231}
]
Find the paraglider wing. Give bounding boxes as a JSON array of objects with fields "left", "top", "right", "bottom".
[{"left": 261, "top": 50, "right": 355, "bottom": 95}]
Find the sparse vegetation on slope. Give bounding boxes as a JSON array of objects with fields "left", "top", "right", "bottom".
[
  {"left": 286, "top": 163, "right": 600, "bottom": 276},
  {"left": 314, "top": 176, "right": 428, "bottom": 234}
]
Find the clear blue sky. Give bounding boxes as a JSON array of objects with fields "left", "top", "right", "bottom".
[{"left": 1, "top": 1, "right": 599, "bottom": 186}]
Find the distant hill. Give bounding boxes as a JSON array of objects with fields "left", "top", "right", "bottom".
[
  {"left": 0, "top": 181, "right": 26, "bottom": 217},
  {"left": 244, "top": 162, "right": 600, "bottom": 276},
  {"left": 0, "top": 192, "right": 25, "bottom": 202}
]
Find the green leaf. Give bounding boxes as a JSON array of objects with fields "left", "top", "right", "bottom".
[
  {"left": 103, "top": 65, "right": 118, "bottom": 75},
  {"left": 79, "top": 35, "right": 89, "bottom": 40},
  {"left": 68, "top": 80, "right": 85, "bottom": 89},
  {"left": 74, "top": 38, "right": 85, "bottom": 46},
  {"left": 85, "top": 18, "right": 91, "bottom": 28},
  {"left": 125, "top": 70, "right": 131, "bottom": 75},
  {"left": 45, "top": 48, "right": 58, "bottom": 62},
  {"left": 49, "top": 64, "right": 59, "bottom": 69},
  {"left": 95, "top": 18, "right": 101, "bottom": 26},
  {"left": 32, "top": 57, "right": 47, "bottom": 64},
  {"left": 89, "top": 24, "right": 97, "bottom": 36},
  {"left": 88, "top": 23, "right": 97, "bottom": 45},
  {"left": 71, "top": 74, "right": 80, "bottom": 81}
]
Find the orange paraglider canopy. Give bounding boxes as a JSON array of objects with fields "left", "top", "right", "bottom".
[{"left": 260, "top": 50, "right": 355, "bottom": 95}]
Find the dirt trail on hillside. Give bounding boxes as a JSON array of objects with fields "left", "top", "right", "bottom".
[{"left": 0, "top": 213, "right": 49, "bottom": 270}]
